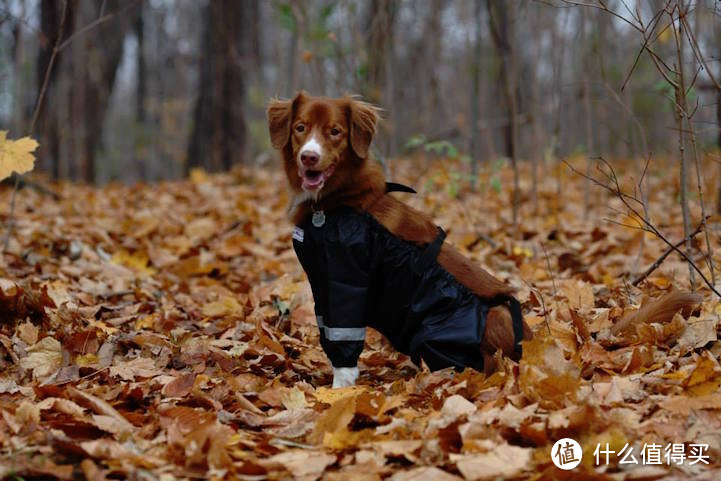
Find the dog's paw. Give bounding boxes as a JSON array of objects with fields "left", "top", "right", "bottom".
[{"left": 332, "top": 366, "right": 359, "bottom": 388}]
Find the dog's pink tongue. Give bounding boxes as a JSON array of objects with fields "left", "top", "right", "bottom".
[
  {"left": 298, "top": 168, "right": 323, "bottom": 190},
  {"left": 302, "top": 175, "right": 324, "bottom": 190}
]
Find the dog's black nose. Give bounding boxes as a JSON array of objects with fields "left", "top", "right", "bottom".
[{"left": 301, "top": 151, "right": 319, "bottom": 166}]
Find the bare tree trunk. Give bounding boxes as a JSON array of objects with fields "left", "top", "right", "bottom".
[
  {"left": 285, "top": 5, "right": 299, "bottom": 96},
  {"left": 364, "top": 0, "right": 393, "bottom": 104},
  {"left": 528, "top": 9, "right": 544, "bottom": 214},
  {"left": 11, "top": 0, "right": 29, "bottom": 135},
  {"left": 385, "top": 41, "right": 397, "bottom": 158},
  {"left": 36, "top": 0, "right": 131, "bottom": 183},
  {"left": 717, "top": 47, "right": 721, "bottom": 214},
  {"left": 551, "top": 8, "right": 570, "bottom": 230},
  {"left": 134, "top": 1, "right": 147, "bottom": 180},
  {"left": 480, "top": 73, "right": 497, "bottom": 162},
  {"left": 469, "top": 0, "right": 483, "bottom": 187},
  {"left": 718, "top": 47, "right": 721, "bottom": 152},
  {"left": 581, "top": 9, "right": 595, "bottom": 216},
  {"left": 487, "top": 0, "right": 520, "bottom": 226},
  {"left": 596, "top": 10, "right": 610, "bottom": 156},
  {"left": 427, "top": 0, "right": 444, "bottom": 134},
  {"left": 135, "top": 5, "right": 146, "bottom": 125},
  {"left": 672, "top": 5, "right": 695, "bottom": 290},
  {"left": 681, "top": 13, "right": 716, "bottom": 286},
  {"left": 36, "top": 0, "right": 73, "bottom": 180},
  {"left": 364, "top": 0, "right": 395, "bottom": 156},
  {"left": 78, "top": 0, "right": 129, "bottom": 182},
  {"left": 187, "top": 0, "right": 248, "bottom": 172},
  {"left": 718, "top": 61, "right": 721, "bottom": 150},
  {"left": 246, "top": 0, "right": 262, "bottom": 72}
]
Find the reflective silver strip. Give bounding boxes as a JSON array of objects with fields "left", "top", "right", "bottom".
[
  {"left": 292, "top": 227, "right": 304, "bottom": 242},
  {"left": 316, "top": 316, "right": 366, "bottom": 341}
]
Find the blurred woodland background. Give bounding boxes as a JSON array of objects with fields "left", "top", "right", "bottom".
[{"left": 0, "top": 0, "right": 719, "bottom": 186}]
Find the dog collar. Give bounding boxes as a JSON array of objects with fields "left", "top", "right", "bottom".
[
  {"left": 385, "top": 182, "right": 417, "bottom": 194},
  {"left": 306, "top": 182, "right": 415, "bottom": 229}
]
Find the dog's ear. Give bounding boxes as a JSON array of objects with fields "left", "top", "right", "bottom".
[
  {"left": 267, "top": 92, "right": 305, "bottom": 150},
  {"left": 348, "top": 99, "right": 379, "bottom": 159}
]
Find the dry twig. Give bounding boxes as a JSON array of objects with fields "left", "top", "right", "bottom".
[{"left": 564, "top": 158, "right": 721, "bottom": 299}]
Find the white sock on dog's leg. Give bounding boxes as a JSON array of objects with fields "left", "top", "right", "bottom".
[{"left": 332, "top": 366, "right": 359, "bottom": 388}]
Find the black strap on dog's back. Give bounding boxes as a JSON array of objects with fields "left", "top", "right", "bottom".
[
  {"left": 487, "top": 294, "right": 525, "bottom": 355},
  {"left": 508, "top": 296, "right": 525, "bottom": 355},
  {"left": 408, "top": 223, "right": 525, "bottom": 355},
  {"left": 412, "top": 227, "right": 446, "bottom": 276},
  {"left": 386, "top": 182, "right": 417, "bottom": 194}
]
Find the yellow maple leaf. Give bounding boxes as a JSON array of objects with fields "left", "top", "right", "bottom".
[
  {"left": 314, "top": 385, "right": 366, "bottom": 405},
  {"left": 512, "top": 245, "right": 533, "bottom": 258},
  {"left": 0, "top": 131, "right": 38, "bottom": 182},
  {"left": 76, "top": 353, "right": 99, "bottom": 367},
  {"left": 189, "top": 167, "right": 208, "bottom": 184},
  {"left": 201, "top": 296, "right": 243, "bottom": 318},
  {"left": 111, "top": 249, "right": 156, "bottom": 275}
]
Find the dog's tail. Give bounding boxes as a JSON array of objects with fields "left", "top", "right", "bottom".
[{"left": 611, "top": 290, "right": 702, "bottom": 337}]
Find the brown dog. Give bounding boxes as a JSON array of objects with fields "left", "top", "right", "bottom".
[{"left": 268, "top": 92, "right": 532, "bottom": 386}]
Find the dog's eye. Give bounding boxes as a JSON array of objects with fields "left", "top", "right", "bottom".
[
  {"left": 330, "top": 128, "right": 340, "bottom": 136},
  {"left": 295, "top": 124, "right": 305, "bottom": 133}
]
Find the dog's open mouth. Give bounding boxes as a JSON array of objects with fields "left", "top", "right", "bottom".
[{"left": 299, "top": 165, "right": 335, "bottom": 191}]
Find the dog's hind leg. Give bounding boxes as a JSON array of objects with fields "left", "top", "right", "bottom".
[{"left": 480, "top": 305, "right": 533, "bottom": 371}]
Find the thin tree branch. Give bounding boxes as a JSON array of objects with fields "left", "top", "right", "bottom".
[
  {"left": 5, "top": 0, "right": 138, "bottom": 252},
  {"left": 560, "top": 0, "right": 642, "bottom": 32},
  {"left": 28, "top": 0, "right": 69, "bottom": 136},
  {"left": 4, "top": 0, "right": 69, "bottom": 254},
  {"left": 620, "top": 8, "right": 666, "bottom": 91},
  {"left": 540, "top": 242, "right": 558, "bottom": 301},
  {"left": 56, "top": 1, "right": 140, "bottom": 52},
  {"left": 523, "top": 279, "right": 552, "bottom": 335},
  {"left": 631, "top": 219, "right": 706, "bottom": 286},
  {"left": 680, "top": 14, "right": 721, "bottom": 91},
  {"left": 602, "top": 217, "right": 652, "bottom": 233},
  {"left": 564, "top": 158, "right": 721, "bottom": 298}
]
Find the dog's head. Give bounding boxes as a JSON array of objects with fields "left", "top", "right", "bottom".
[{"left": 267, "top": 92, "right": 379, "bottom": 197}]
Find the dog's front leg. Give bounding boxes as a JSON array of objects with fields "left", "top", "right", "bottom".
[{"left": 332, "top": 366, "right": 359, "bottom": 388}]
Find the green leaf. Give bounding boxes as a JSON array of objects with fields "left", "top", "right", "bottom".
[
  {"left": 490, "top": 176, "right": 502, "bottom": 194},
  {"left": 424, "top": 140, "right": 458, "bottom": 159},
  {"left": 405, "top": 134, "right": 427, "bottom": 150},
  {"left": 277, "top": 3, "right": 296, "bottom": 31},
  {"left": 320, "top": 2, "right": 336, "bottom": 20},
  {"left": 425, "top": 141, "right": 443, "bottom": 155},
  {"left": 356, "top": 63, "right": 368, "bottom": 81},
  {"left": 274, "top": 298, "right": 290, "bottom": 316},
  {"left": 445, "top": 143, "right": 458, "bottom": 159}
]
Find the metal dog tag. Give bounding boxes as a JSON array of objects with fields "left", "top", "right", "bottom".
[{"left": 312, "top": 210, "right": 326, "bottom": 227}]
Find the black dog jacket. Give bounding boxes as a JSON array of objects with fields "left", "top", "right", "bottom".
[{"left": 292, "top": 184, "right": 523, "bottom": 372}]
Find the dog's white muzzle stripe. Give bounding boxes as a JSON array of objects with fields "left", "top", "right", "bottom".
[
  {"left": 298, "top": 136, "right": 322, "bottom": 162},
  {"left": 316, "top": 316, "right": 366, "bottom": 341}
]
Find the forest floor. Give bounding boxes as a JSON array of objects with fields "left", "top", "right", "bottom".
[{"left": 0, "top": 156, "right": 720, "bottom": 480}]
